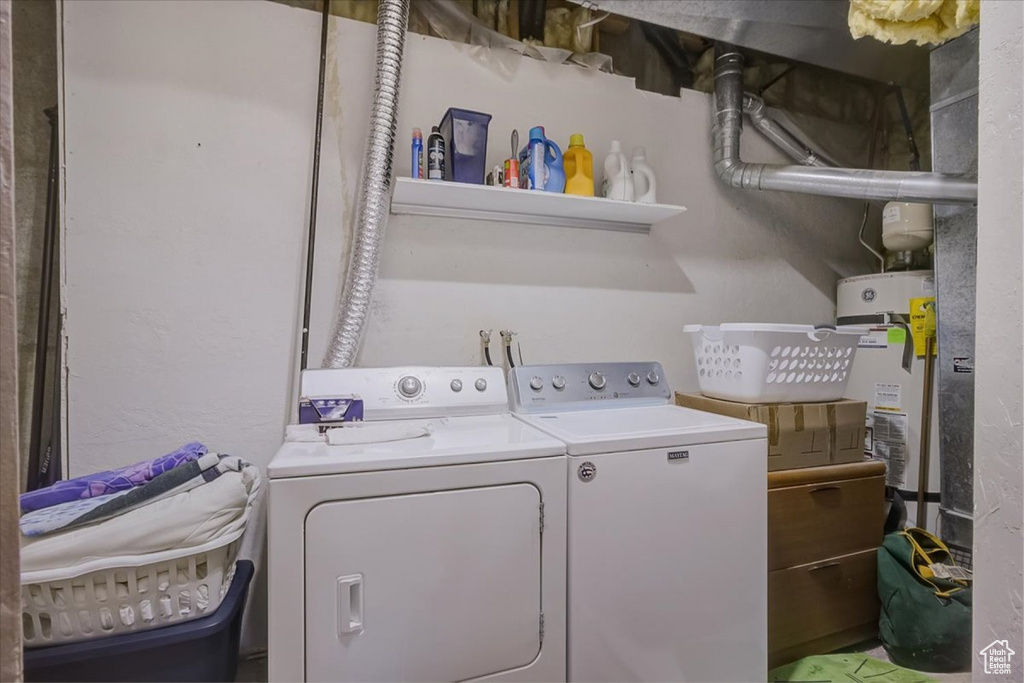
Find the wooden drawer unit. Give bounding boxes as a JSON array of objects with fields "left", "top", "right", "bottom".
[
  {"left": 768, "top": 469, "right": 886, "bottom": 570},
  {"left": 767, "top": 460, "right": 886, "bottom": 668},
  {"left": 768, "top": 548, "right": 879, "bottom": 654}
]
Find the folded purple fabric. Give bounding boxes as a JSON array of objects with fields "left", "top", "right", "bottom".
[{"left": 19, "top": 442, "right": 208, "bottom": 513}]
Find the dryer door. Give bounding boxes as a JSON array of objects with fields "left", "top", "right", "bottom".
[{"left": 304, "top": 484, "right": 543, "bottom": 682}]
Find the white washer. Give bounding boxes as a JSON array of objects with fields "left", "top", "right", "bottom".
[
  {"left": 509, "top": 362, "right": 768, "bottom": 682},
  {"left": 268, "top": 366, "right": 567, "bottom": 682}
]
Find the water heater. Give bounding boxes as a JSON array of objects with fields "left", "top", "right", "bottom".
[{"left": 836, "top": 271, "right": 940, "bottom": 530}]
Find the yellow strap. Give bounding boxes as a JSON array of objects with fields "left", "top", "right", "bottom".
[{"left": 899, "top": 528, "right": 966, "bottom": 598}]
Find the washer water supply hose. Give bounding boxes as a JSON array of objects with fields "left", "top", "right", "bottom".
[{"left": 323, "top": 0, "right": 410, "bottom": 368}]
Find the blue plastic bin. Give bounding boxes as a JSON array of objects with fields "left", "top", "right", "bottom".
[
  {"left": 24, "top": 561, "right": 255, "bottom": 683},
  {"left": 439, "top": 108, "right": 492, "bottom": 184}
]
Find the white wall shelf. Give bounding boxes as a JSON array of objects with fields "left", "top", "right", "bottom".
[{"left": 391, "top": 178, "right": 686, "bottom": 234}]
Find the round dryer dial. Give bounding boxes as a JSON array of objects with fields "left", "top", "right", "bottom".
[
  {"left": 398, "top": 375, "right": 423, "bottom": 398},
  {"left": 589, "top": 372, "right": 607, "bottom": 390}
]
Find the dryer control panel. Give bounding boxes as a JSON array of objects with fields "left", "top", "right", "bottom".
[
  {"left": 301, "top": 366, "right": 508, "bottom": 420},
  {"left": 509, "top": 362, "right": 671, "bottom": 413}
]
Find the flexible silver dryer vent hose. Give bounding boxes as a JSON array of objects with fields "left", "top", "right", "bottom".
[
  {"left": 713, "top": 43, "right": 977, "bottom": 205},
  {"left": 324, "top": 0, "right": 410, "bottom": 368}
]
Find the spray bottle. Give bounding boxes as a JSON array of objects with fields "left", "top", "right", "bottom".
[
  {"left": 411, "top": 128, "right": 423, "bottom": 179},
  {"left": 427, "top": 126, "right": 446, "bottom": 181}
]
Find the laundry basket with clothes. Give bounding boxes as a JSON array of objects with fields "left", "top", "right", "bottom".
[{"left": 19, "top": 444, "right": 261, "bottom": 647}]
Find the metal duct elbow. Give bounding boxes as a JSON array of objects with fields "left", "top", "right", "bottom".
[
  {"left": 324, "top": 0, "right": 410, "bottom": 368},
  {"left": 742, "top": 93, "right": 832, "bottom": 168},
  {"left": 712, "top": 43, "right": 978, "bottom": 205}
]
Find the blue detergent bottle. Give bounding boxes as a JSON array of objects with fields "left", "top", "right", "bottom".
[{"left": 519, "top": 126, "right": 566, "bottom": 192}]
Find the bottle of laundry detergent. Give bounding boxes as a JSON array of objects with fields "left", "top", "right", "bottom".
[
  {"left": 602, "top": 140, "right": 634, "bottom": 201},
  {"left": 630, "top": 146, "right": 657, "bottom": 204},
  {"left": 519, "top": 126, "right": 565, "bottom": 192},
  {"left": 563, "top": 133, "right": 594, "bottom": 196}
]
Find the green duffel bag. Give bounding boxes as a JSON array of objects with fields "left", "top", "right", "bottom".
[{"left": 878, "top": 528, "right": 972, "bottom": 672}]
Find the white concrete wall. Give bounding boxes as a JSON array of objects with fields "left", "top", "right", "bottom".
[
  {"left": 61, "top": 0, "right": 873, "bottom": 649},
  {"left": 974, "top": 4, "right": 1024, "bottom": 680}
]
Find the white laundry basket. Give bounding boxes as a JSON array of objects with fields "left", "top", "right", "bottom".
[
  {"left": 684, "top": 323, "right": 868, "bottom": 403},
  {"left": 20, "top": 473, "right": 260, "bottom": 647}
]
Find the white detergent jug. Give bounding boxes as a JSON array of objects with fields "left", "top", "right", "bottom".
[
  {"left": 602, "top": 140, "right": 634, "bottom": 201},
  {"left": 631, "top": 147, "right": 657, "bottom": 204}
]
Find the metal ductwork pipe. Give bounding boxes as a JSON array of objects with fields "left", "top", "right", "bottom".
[
  {"left": 324, "top": 0, "right": 410, "bottom": 368},
  {"left": 743, "top": 94, "right": 832, "bottom": 168},
  {"left": 713, "top": 44, "right": 978, "bottom": 205}
]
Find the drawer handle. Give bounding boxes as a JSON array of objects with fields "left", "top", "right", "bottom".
[
  {"left": 808, "top": 562, "right": 841, "bottom": 572},
  {"left": 810, "top": 485, "right": 841, "bottom": 493}
]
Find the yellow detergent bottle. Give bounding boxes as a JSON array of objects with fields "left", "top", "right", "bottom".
[{"left": 563, "top": 133, "right": 594, "bottom": 196}]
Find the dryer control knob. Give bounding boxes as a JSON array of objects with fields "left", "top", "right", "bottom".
[
  {"left": 589, "top": 372, "right": 607, "bottom": 390},
  {"left": 646, "top": 371, "right": 660, "bottom": 386},
  {"left": 627, "top": 372, "right": 641, "bottom": 387},
  {"left": 552, "top": 376, "right": 566, "bottom": 390},
  {"left": 398, "top": 375, "right": 423, "bottom": 398},
  {"left": 450, "top": 379, "right": 463, "bottom": 393},
  {"left": 529, "top": 376, "right": 544, "bottom": 391},
  {"left": 474, "top": 378, "right": 488, "bottom": 392}
]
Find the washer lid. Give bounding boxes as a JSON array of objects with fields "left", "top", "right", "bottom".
[
  {"left": 268, "top": 414, "right": 565, "bottom": 478},
  {"left": 515, "top": 404, "right": 766, "bottom": 456}
]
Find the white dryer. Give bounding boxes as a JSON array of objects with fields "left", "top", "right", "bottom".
[
  {"left": 268, "top": 366, "right": 567, "bottom": 682},
  {"left": 509, "top": 362, "right": 768, "bottom": 683}
]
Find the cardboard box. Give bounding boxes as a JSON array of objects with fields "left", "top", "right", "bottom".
[{"left": 675, "top": 393, "right": 867, "bottom": 471}]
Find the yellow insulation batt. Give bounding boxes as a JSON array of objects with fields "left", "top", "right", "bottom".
[{"left": 848, "top": 0, "right": 979, "bottom": 46}]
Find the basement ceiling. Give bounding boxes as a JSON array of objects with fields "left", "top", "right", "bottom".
[{"left": 570, "top": 0, "right": 930, "bottom": 91}]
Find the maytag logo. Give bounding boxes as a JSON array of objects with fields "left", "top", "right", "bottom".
[{"left": 668, "top": 450, "right": 689, "bottom": 461}]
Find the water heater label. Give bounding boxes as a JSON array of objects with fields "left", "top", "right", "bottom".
[
  {"left": 872, "top": 410, "right": 909, "bottom": 489},
  {"left": 874, "top": 383, "right": 902, "bottom": 411},
  {"left": 859, "top": 331, "right": 888, "bottom": 349}
]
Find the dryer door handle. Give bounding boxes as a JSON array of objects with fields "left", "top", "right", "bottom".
[{"left": 337, "top": 574, "right": 364, "bottom": 636}]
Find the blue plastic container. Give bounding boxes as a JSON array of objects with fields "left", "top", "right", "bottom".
[
  {"left": 518, "top": 126, "right": 565, "bottom": 192},
  {"left": 25, "top": 561, "right": 255, "bottom": 683},
  {"left": 438, "top": 108, "right": 492, "bottom": 184}
]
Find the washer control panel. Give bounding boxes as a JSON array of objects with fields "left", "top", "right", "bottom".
[
  {"left": 301, "top": 366, "right": 507, "bottom": 420},
  {"left": 508, "top": 362, "right": 671, "bottom": 413}
]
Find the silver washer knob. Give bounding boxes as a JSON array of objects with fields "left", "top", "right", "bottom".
[
  {"left": 398, "top": 375, "right": 422, "bottom": 398},
  {"left": 589, "top": 372, "right": 607, "bottom": 390},
  {"left": 450, "top": 379, "right": 463, "bottom": 393},
  {"left": 474, "top": 378, "right": 488, "bottom": 392},
  {"left": 529, "top": 376, "right": 544, "bottom": 391},
  {"left": 551, "top": 376, "right": 566, "bottom": 390},
  {"left": 627, "top": 372, "right": 641, "bottom": 387},
  {"left": 646, "top": 371, "right": 660, "bottom": 385}
]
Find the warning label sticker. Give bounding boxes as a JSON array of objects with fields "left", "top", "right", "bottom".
[
  {"left": 874, "top": 383, "right": 902, "bottom": 411},
  {"left": 873, "top": 410, "right": 909, "bottom": 488}
]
